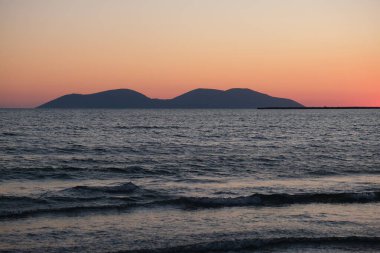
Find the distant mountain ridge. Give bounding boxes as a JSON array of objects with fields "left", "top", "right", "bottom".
[{"left": 38, "top": 88, "right": 304, "bottom": 108}]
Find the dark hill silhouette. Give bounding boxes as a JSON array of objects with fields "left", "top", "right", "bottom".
[
  {"left": 167, "top": 88, "right": 302, "bottom": 108},
  {"left": 39, "top": 89, "right": 152, "bottom": 108},
  {"left": 38, "top": 88, "right": 304, "bottom": 108}
]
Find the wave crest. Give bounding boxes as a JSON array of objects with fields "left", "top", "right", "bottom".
[{"left": 164, "top": 191, "right": 380, "bottom": 208}]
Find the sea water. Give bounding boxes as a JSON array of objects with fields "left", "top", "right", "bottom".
[{"left": 0, "top": 109, "right": 379, "bottom": 252}]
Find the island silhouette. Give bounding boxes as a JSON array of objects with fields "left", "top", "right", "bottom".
[{"left": 38, "top": 88, "right": 304, "bottom": 108}]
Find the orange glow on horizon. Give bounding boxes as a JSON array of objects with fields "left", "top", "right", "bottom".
[{"left": 1, "top": 0, "right": 379, "bottom": 108}]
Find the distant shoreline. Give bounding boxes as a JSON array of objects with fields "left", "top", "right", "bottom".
[{"left": 258, "top": 107, "right": 380, "bottom": 109}]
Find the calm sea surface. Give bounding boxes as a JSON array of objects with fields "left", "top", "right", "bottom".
[{"left": 0, "top": 109, "right": 379, "bottom": 252}]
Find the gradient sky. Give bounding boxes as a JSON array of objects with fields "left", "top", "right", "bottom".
[{"left": 1, "top": 0, "right": 379, "bottom": 107}]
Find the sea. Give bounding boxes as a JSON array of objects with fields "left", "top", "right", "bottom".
[{"left": 0, "top": 109, "right": 379, "bottom": 253}]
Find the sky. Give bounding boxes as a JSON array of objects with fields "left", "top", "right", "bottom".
[{"left": 1, "top": 0, "right": 379, "bottom": 108}]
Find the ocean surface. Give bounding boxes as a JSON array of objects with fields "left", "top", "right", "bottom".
[{"left": 0, "top": 109, "right": 379, "bottom": 253}]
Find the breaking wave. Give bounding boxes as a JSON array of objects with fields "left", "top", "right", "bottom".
[{"left": 1, "top": 190, "right": 379, "bottom": 219}]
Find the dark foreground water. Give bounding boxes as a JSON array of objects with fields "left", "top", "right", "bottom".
[{"left": 0, "top": 109, "right": 379, "bottom": 253}]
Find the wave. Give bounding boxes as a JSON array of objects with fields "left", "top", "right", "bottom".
[
  {"left": 0, "top": 166, "right": 174, "bottom": 180},
  {"left": 115, "top": 236, "right": 380, "bottom": 253},
  {"left": 68, "top": 182, "right": 140, "bottom": 194},
  {"left": 105, "top": 166, "right": 174, "bottom": 176},
  {"left": 307, "top": 169, "right": 340, "bottom": 176},
  {"left": 1, "top": 190, "right": 379, "bottom": 220},
  {"left": 1, "top": 132, "right": 21, "bottom": 136},
  {"left": 0, "top": 203, "right": 138, "bottom": 219},
  {"left": 0, "top": 195, "right": 48, "bottom": 204},
  {"left": 114, "top": 125, "right": 183, "bottom": 130},
  {"left": 0, "top": 185, "right": 144, "bottom": 219},
  {"left": 308, "top": 168, "right": 380, "bottom": 176},
  {"left": 0, "top": 167, "right": 82, "bottom": 180},
  {"left": 3, "top": 165, "right": 380, "bottom": 181},
  {"left": 162, "top": 191, "right": 380, "bottom": 208},
  {"left": 0, "top": 182, "right": 157, "bottom": 219}
]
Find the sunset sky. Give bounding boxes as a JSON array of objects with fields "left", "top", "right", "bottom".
[{"left": 1, "top": 0, "right": 379, "bottom": 108}]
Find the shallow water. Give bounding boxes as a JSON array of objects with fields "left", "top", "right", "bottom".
[{"left": 0, "top": 109, "right": 379, "bottom": 252}]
